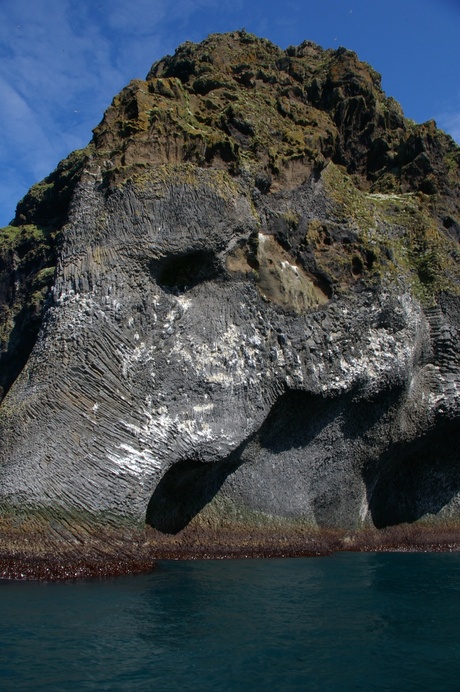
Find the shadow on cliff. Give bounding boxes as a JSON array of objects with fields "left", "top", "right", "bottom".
[
  {"left": 0, "top": 300, "right": 46, "bottom": 402},
  {"left": 146, "top": 454, "right": 243, "bottom": 534},
  {"left": 146, "top": 390, "right": 331, "bottom": 534},
  {"left": 145, "top": 388, "right": 403, "bottom": 534},
  {"left": 364, "top": 417, "right": 460, "bottom": 528}
]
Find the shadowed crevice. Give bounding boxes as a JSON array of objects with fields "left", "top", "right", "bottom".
[
  {"left": 258, "top": 390, "right": 334, "bottom": 452},
  {"left": 149, "top": 250, "right": 222, "bottom": 294},
  {"left": 145, "top": 455, "right": 242, "bottom": 533},
  {"left": 259, "top": 385, "right": 405, "bottom": 451},
  {"left": 0, "top": 300, "right": 50, "bottom": 402},
  {"left": 364, "top": 418, "right": 460, "bottom": 528}
]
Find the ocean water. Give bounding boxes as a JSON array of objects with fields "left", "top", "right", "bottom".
[{"left": 1, "top": 552, "right": 460, "bottom": 691}]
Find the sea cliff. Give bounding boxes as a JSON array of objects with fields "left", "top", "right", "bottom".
[{"left": 1, "top": 31, "right": 460, "bottom": 577}]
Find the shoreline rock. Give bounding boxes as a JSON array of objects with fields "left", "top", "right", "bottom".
[{"left": 2, "top": 520, "right": 460, "bottom": 580}]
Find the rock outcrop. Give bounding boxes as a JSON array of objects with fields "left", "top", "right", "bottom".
[{"left": 1, "top": 32, "right": 460, "bottom": 576}]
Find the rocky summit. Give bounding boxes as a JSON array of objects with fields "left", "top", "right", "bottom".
[{"left": 1, "top": 31, "right": 460, "bottom": 578}]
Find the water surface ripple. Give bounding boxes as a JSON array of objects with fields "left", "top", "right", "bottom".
[{"left": 1, "top": 552, "right": 460, "bottom": 690}]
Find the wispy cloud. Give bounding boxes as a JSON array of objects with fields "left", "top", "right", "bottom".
[
  {"left": 0, "top": 0, "right": 114, "bottom": 222},
  {"left": 437, "top": 109, "right": 460, "bottom": 145},
  {"left": 0, "top": 0, "right": 230, "bottom": 224}
]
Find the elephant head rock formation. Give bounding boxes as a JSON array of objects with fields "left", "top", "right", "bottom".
[{"left": 1, "top": 32, "right": 460, "bottom": 575}]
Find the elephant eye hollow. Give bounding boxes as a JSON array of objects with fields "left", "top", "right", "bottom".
[{"left": 154, "top": 250, "right": 221, "bottom": 292}]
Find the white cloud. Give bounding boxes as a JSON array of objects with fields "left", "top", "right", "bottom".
[
  {"left": 437, "top": 110, "right": 460, "bottom": 145},
  {"left": 0, "top": 0, "right": 147, "bottom": 223},
  {"left": 0, "top": 0, "right": 232, "bottom": 224}
]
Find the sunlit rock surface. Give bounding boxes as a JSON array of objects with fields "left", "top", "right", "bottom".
[{"left": 1, "top": 32, "right": 460, "bottom": 574}]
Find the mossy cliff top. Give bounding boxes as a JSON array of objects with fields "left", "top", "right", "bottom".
[
  {"left": 12, "top": 31, "right": 460, "bottom": 225},
  {"left": 12, "top": 31, "right": 459, "bottom": 232},
  {"left": 91, "top": 31, "right": 459, "bottom": 201}
]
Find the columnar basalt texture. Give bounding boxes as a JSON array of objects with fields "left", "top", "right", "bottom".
[{"left": 1, "top": 32, "right": 460, "bottom": 576}]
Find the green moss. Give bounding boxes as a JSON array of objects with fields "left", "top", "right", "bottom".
[
  {"left": 194, "top": 493, "right": 318, "bottom": 530},
  {"left": 14, "top": 147, "right": 91, "bottom": 228},
  {"left": 126, "top": 163, "right": 243, "bottom": 205},
  {"left": 0, "top": 223, "right": 55, "bottom": 257},
  {"left": 33, "top": 266, "right": 56, "bottom": 288},
  {"left": 323, "top": 163, "right": 375, "bottom": 228},
  {"left": 282, "top": 209, "right": 300, "bottom": 228},
  {"left": 0, "top": 220, "right": 58, "bottom": 399},
  {"left": 0, "top": 225, "right": 20, "bottom": 248},
  {"left": 319, "top": 162, "right": 460, "bottom": 300}
]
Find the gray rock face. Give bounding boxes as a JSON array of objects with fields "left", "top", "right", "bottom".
[
  {"left": 1, "top": 162, "right": 459, "bottom": 554},
  {"left": 1, "top": 33, "right": 460, "bottom": 569}
]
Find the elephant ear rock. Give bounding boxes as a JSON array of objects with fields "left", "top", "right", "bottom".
[{"left": 1, "top": 31, "right": 460, "bottom": 578}]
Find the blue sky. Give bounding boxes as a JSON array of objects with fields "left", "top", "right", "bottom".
[{"left": 1, "top": 0, "right": 459, "bottom": 227}]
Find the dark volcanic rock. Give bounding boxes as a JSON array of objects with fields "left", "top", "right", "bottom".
[{"left": 1, "top": 32, "right": 460, "bottom": 576}]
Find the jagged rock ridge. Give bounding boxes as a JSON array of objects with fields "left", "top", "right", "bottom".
[{"left": 1, "top": 31, "right": 460, "bottom": 576}]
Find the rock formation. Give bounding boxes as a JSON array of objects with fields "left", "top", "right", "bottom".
[{"left": 1, "top": 31, "right": 460, "bottom": 577}]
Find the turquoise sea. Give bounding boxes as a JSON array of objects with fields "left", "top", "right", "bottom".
[{"left": 1, "top": 552, "right": 460, "bottom": 690}]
